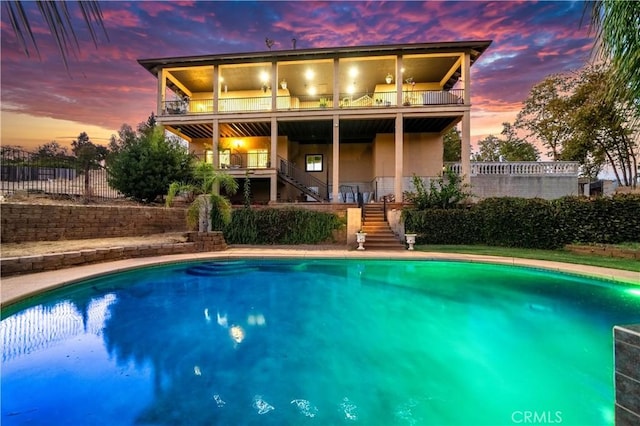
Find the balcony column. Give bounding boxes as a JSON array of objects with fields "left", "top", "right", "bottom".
[
  {"left": 212, "top": 120, "right": 220, "bottom": 166},
  {"left": 461, "top": 111, "right": 471, "bottom": 186},
  {"left": 158, "top": 69, "right": 166, "bottom": 114},
  {"left": 396, "top": 56, "right": 403, "bottom": 106},
  {"left": 271, "top": 62, "right": 277, "bottom": 111},
  {"left": 333, "top": 58, "right": 339, "bottom": 109},
  {"left": 461, "top": 52, "right": 471, "bottom": 104},
  {"left": 460, "top": 52, "right": 471, "bottom": 185},
  {"left": 270, "top": 117, "right": 278, "bottom": 202},
  {"left": 213, "top": 66, "right": 219, "bottom": 113},
  {"left": 332, "top": 115, "right": 340, "bottom": 203},
  {"left": 394, "top": 113, "right": 404, "bottom": 202}
]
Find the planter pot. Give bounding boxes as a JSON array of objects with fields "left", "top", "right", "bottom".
[
  {"left": 405, "top": 233, "right": 417, "bottom": 251},
  {"left": 356, "top": 232, "right": 367, "bottom": 250}
]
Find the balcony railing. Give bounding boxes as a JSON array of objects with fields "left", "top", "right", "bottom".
[
  {"left": 446, "top": 162, "right": 580, "bottom": 176},
  {"left": 161, "top": 89, "right": 465, "bottom": 116}
]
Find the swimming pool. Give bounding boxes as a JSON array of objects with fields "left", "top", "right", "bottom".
[{"left": 2, "top": 258, "right": 639, "bottom": 425}]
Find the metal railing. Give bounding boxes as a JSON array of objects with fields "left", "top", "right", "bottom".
[
  {"left": 160, "top": 88, "right": 465, "bottom": 116},
  {"left": 0, "top": 147, "right": 122, "bottom": 199},
  {"left": 277, "top": 156, "right": 328, "bottom": 200},
  {"left": 446, "top": 161, "right": 580, "bottom": 176}
]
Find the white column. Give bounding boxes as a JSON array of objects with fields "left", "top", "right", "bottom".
[
  {"left": 212, "top": 119, "right": 220, "bottom": 195},
  {"left": 213, "top": 66, "right": 219, "bottom": 113},
  {"left": 158, "top": 69, "right": 166, "bottom": 115},
  {"left": 270, "top": 117, "right": 278, "bottom": 202},
  {"left": 461, "top": 111, "right": 471, "bottom": 186},
  {"left": 271, "top": 62, "right": 278, "bottom": 110},
  {"left": 332, "top": 115, "right": 340, "bottom": 203},
  {"left": 394, "top": 113, "right": 403, "bottom": 201},
  {"left": 396, "top": 56, "right": 403, "bottom": 106},
  {"left": 333, "top": 58, "right": 339, "bottom": 109},
  {"left": 460, "top": 52, "right": 471, "bottom": 185},
  {"left": 461, "top": 52, "right": 471, "bottom": 105}
]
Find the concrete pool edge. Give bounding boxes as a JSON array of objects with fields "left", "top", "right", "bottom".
[{"left": 2, "top": 248, "right": 638, "bottom": 308}]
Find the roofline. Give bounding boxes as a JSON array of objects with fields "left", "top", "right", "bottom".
[{"left": 137, "top": 40, "right": 492, "bottom": 74}]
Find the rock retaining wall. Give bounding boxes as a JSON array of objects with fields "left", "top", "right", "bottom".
[
  {"left": 566, "top": 244, "right": 639, "bottom": 260},
  {"left": 1, "top": 203, "right": 187, "bottom": 243},
  {"left": 1, "top": 232, "right": 226, "bottom": 277}
]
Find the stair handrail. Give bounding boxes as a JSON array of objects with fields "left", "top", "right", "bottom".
[
  {"left": 383, "top": 195, "right": 387, "bottom": 221},
  {"left": 277, "top": 156, "right": 328, "bottom": 200}
]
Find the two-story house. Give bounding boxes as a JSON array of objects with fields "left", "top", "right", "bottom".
[{"left": 138, "top": 40, "right": 492, "bottom": 204}]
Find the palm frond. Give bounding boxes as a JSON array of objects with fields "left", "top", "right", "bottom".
[{"left": 4, "top": 0, "right": 108, "bottom": 70}]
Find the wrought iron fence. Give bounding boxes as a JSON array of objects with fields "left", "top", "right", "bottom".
[{"left": 0, "top": 147, "right": 122, "bottom": 199}]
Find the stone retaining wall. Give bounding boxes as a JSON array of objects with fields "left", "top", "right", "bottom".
[
  {"left": 1, "top": 203, "right": 187, "bottom": 243},
  {"left": 1, "top": 232, "right": 226, "bottom": 277},
  {"left": 566, "top": 244, "right": 640, "bottom": 260}
]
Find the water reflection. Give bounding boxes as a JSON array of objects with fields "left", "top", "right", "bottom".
[{"left": 2, "top": 259, "right": 639, "bottom": 425}]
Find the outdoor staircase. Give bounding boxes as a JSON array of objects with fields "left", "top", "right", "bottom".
[
  {"left": 277, "top": 156, "right": 328, "bottom": 202},
  {"left": 361, "top": 204, "right": 406, "bottom": 250}
]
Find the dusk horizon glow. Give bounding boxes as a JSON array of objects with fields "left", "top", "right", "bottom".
[{"left": 1, "top": 1, "right": 595, "bottom": 157}]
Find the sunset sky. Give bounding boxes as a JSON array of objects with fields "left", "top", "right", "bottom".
[{"left": 1, "top": 1, "right": 595, "bottom": 156}]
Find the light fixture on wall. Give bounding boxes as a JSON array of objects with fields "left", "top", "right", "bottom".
[
  {"left": 385, "top": 73, "right": 393, "bottom": 84},
  {"left": 280, "top": 79, "right": 287, "bottom": 89}
]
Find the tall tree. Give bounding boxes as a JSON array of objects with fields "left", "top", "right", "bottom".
[
  {"left": 34, "top": 141, "right": 69, "bottom": 159},
  {"left": 472, "top": 123, "right": 539, "bottom": 162},
  {"left": 71, "top": 132, "right": 109, "bottom": 199},
  {"left": 563, "top": 66, "right": 638, "bottom": 185},
  {"left": 107, "top": 126, "right": 193, "bottom": 203},
  {"left": 443, "top": 127, "right": 462, "bottom": 162},
  {"left": 499, "top": 122, "right": 539, "bottom": 161},
  {"left": 3, "top": 1, "right": 108, "bottom": 69},
  {"left": 515, "top": 75, "right": 574, "bottom": 160},
  {"left": 473, "top": 135, "right": 501, "bottom": 162}
]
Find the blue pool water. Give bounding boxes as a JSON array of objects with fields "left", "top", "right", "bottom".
[{"left": 2, "top": 259, "right": 639, "bottom": 425}]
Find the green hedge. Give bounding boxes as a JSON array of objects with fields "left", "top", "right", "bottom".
[
  {"left": 224, "top": 207, "right": 343, "bottom": 245},
  {"left": 402, "top": 194, "right": 640, "bottom": 249}
]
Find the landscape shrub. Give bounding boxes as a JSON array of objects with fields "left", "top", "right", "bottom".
[
  {"left": 224, "top": 208, "right": 342, "bottom": 245},
  {"left": 402, "top": 194, "right": 640, "bottom": 248},
  {"left": 554, "top": 194, "right": 640, "bottom": 244},
  {"left": 403, "top": 208, "right": 478, "bottom": 245}
]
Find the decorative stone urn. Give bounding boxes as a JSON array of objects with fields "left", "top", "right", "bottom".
[
  {"left": 405, "top": 233, "right": 417, "bottom": 251},
  {"left": 356, "top": 232, "right": 367, "bottom": 250}
]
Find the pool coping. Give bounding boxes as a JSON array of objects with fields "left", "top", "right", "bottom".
[{"left": 2, "top": 248, "right": 638, "bottom": 308}]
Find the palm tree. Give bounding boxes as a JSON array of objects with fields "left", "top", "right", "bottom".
[
  {"left": 166, "top": 162, "right": 239, "bottom": 232},
  {"left": 590, "top": 1, "right": 640, "bottom": 118},
  {"left": 4, "top": 1, "right": 108, "bottom": 69}
]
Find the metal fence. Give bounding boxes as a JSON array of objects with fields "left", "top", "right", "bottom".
[{"left": 0, "top": 147, "right": 122, "bottom": 199}]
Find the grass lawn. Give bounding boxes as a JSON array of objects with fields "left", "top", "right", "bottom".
[{"left": 416, "top": 245, "right": 640, "bottom": 273}]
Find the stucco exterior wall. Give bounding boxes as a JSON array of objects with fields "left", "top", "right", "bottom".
[{"left": 470, "top": 175, "right": 579, "bottom": 199}]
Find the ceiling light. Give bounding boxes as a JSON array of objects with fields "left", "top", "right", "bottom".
[
  {"left": 305, "top": 69, "right": 315, "bottom": 80},
  {"left": 349, "top": 67, "right": 358, "bottom": 78}
]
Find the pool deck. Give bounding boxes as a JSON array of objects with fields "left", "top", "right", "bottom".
[{"left": 2, "top": 247, "right": 639, "bottom": 307}]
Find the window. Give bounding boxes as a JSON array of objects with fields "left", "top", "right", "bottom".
[
  {"left": 204, "top": 150, "right": 213, "bottom": 164},
  {"left": 219, "top": 149, "right": 230, "bottom": 168},
  {"left": 306, "top": 154, "right": 323, "bottom": 172},
  {"left": 248, "top": 149, "right": 268, "bottom": 168}
]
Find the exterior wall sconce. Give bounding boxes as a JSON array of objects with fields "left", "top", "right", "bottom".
[
  {"left": 280, "top": 79, "right": 287, "bottom": 90},
  {"left": 385, "top": 73, "right": 393, "bottom": 84}
]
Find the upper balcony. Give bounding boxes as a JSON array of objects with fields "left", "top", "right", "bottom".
[{"left": 139, "top": 41, "right": 493, "bottom": 120}]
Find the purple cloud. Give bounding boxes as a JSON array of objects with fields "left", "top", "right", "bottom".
[{"left": 0, "top": 1, "right": 595, "bottom": 147}]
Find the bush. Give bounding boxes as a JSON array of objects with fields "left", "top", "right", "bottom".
[
  {"left": 554, "top": 194, "right": 640, "bottom": 244},
  {"left": 402, "top": 194, "right": 640, "bottom": 249},
  {"left": 224, "top": 208, "right": 342, "bottom": 245},
  {"left": 474, "top": 198, "right": 563, "bottom": 249},
  {"left": 107, "top": 127, "right": 192, "bottom": 203}
]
